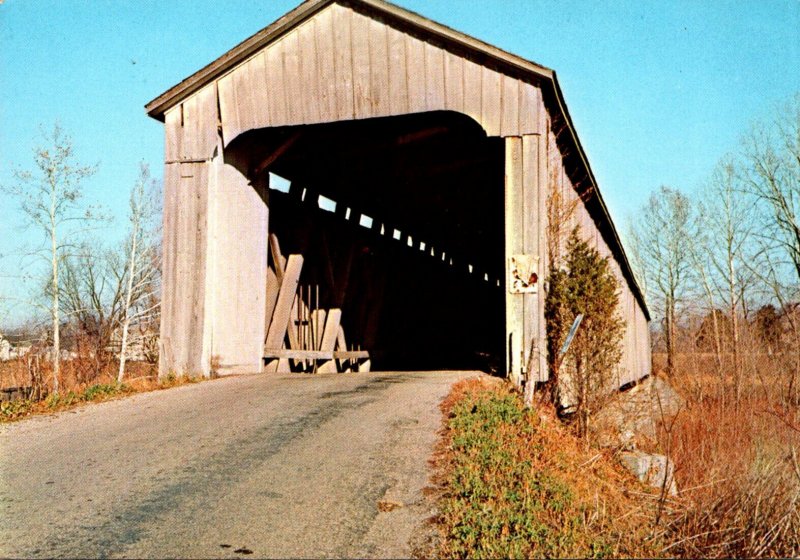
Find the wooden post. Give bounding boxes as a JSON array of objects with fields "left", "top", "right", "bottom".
[
  {"left": 523, "top": 134, "right": 547, "bottom": 386},
  {"left": 504, "top": 135, "right": 546, "bottom": 390},
  {"left": 505, "top": 137, "right": 524, "bottom": 387}
]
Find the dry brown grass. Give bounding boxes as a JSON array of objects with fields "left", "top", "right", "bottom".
[
  {"left": 0, "top": 354, "right": 157, "bottom": 393},
  {"left": 656, "top": 353, "right": 800, "bottom": 558},
  {"left": 0, "top": 351, "right": 209, "bottom": 422}
]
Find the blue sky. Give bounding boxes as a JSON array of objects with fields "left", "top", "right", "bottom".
[{"left": 1, "top": 0, "right": 799, "bottom": 324}]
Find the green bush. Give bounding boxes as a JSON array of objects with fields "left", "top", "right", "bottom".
[{"left": 545, "top": 227, "right": 624, "bottom": 436}]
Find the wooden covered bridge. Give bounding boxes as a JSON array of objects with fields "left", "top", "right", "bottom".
[{"left": 145, "top": 0, "right": 651, "bottom": 388}]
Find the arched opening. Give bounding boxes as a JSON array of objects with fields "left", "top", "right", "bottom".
[{"left": 227, "top": 111, "right": 506, "bottom": 372}]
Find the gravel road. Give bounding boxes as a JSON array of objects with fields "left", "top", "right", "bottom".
[{"left": 0, "top": 370, "right": 480, "bottom": 558}]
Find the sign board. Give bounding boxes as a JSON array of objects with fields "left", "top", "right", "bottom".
[{"left": 508, "top": 255, "right": 539, "bottom": 293}]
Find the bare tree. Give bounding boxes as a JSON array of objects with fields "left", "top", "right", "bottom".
[
  {"left": 741, "top": 94, "right": 800, "bottom": 281},
  {"left": 118, "top": 163, "right": 160, "bottom": 382},
  {"left": 4, "top": 125, "right": 98, "bottom": 394},
  {"left": 688, "top": 228, "right": 723, "bottom": 370},
  {"left": 629, "top": 186, "right": 694, "bottom": 375},
  {"left": 697, "top": 158, "right": 758, "bottom": 404},
  {"left": 59, "top": 243, "right": 127, "bottom": 373}
]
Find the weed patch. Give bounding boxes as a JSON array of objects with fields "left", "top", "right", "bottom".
[{"left": 435, "top": 378, "right": 661, "bottom": 558}]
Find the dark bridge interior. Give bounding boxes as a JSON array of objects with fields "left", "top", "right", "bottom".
[{"left": 228, "top": 111, "right": 506, "bottom": 371}]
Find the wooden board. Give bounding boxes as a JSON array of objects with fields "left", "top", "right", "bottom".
[
  {"left": 264, "top": 254, "right": 303, "bottom": 372},
  {"left": 504, "top": 137, "right": 523, "bottom": 386},
  {"left": 317, "top": 309, "right": 342, "bottom": 373},
  {"left": 263, "top": 349, "right": 370, "bottom": 360}
]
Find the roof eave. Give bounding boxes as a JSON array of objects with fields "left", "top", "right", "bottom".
[{"left": 145, "top": 0, "right": 335, "bottom": 121}]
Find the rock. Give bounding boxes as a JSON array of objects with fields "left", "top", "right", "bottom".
[
  {"left": 590, "top": 375, "right": 685, "bottom": 449},
  {"left": 619, "top": 450, "right": 678, "bottom": 496}
]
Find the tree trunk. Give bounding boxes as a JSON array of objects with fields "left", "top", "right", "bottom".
[
  {"left": 51, "top": 198, "right": 60, "bottom": 395},
  {"left": 118, "top": 221, "right": 139, "bottom": 383},
  {"left": 665, "top": 296, "right": 675, "bottom": 376}
]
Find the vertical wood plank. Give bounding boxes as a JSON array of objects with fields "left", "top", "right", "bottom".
[
  {"left": 424, "top": 42, "right": 445, "bottom": 111},
  {"left": 443, "top": 52, "right": 464, "bottom": 114},
  {"left": 183, "top": 162, "right": 209, "bottom": 377},
  {"left": 500, "top": 76, "right": 520, "bottom": 137},
  {"left": 331, "top": 4, "right": 355, "bottom": 120},
  {"left": 298, "top": 19, "right": 321, "bottom": 124},
  {"left": 159, "top": 162, "right": 180, "bottom": 377},
  {"left": 193, "top": 83, "right": 220, "bottom": 159},
  {"left": 521, "top": 134, "right": 541, "bottom": 382},
  {"left": 537, "top": 132, "right": 549, "bottom": 381},
  {"left": 314, "top": 6, "right": 337, "bottom": 122},
  {"left": 351, "top": 9, "right": 372, "bottom": 118},
  {"left": 164, "top": 107, "right": 183, "bottom": 162},
  {"left": 217, "top": 74, "right": 238, "bottom": 146},
  {"left": 368, "top": 17, "right": 390, "bottom": 115},
  {"left": 505, "top": 137, "right": 524, "bottom": 386},
  {"left": 180, "top": 95, "right": 198, "bottom": 159},
  {"left": 282, "top": 29, "right": 303, "bottom": 124},
  {"left": 481, "top": 66, "right": 502, "bottom": 136},
  {"left": 405, "top": 34, "right": 426, "bottom": 114},
  {"left": 246, "top": 52, "right": 270, "bottom": 128},
  {"left": 519, "top": 82, "right": 542, "bottom": 135},
  {"left": 462, "top": 59, "right": 482, "bottom": 126},
  {"left": 387, "top": 27, "right": 409, "bottom": 114},
  {"left": 232, "top": 62, "right": 254, "bottom": 137},
  {"left": 264, "top": 40, "right": 288, "bottom": 126}
]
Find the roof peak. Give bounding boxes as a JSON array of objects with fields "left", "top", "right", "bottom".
[{"left": 145, "top": 0, "right": 554, "bottom": 121}]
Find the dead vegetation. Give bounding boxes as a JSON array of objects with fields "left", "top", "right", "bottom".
[
  {"left": 653, "top": 352, "right": 800, "bottom": 558},
  {"left": 432, "top": 378, "right": 663, "bottom": 558},
  {"left": 0, "top": 355, "right": 204, "bottom": 422}
]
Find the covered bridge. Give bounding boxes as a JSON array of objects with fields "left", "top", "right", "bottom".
[{"left": 145, "top": 0, "right": 651, "bottom": 388}]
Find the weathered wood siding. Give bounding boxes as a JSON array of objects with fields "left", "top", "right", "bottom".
[
  {"left": 161, "top": 97, "right": 268, "bottom": 376},
  {"left": 543, "top": 125, "right": 651, "bottom": 387},
  {"left": 159, "top": 160, "right": 210, "bottom": 377},
  {"left": 205, "top": 146, "right": 269, "bottom": 373},
  {"left": 213, "top": 3, "right": 544, "bottom": 146}
]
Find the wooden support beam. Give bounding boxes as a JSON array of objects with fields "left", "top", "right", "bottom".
[
  {"left": 251, "top": 131, "right": 302, "bottom": 176},
  {"left": 317, "top": 309, "right": 342, "bottom": 373},
  {"left": 264, "top": 254, "right": 303, "bottom": 373},
  {"left": 336, "top": 325, "right": 351, "bottom": 373},
  {"left": 269, "top": 233, "right": 287, "bottom": 279},
  {"left": 263, "top": 349, "right": 370, "bottom": 360}
]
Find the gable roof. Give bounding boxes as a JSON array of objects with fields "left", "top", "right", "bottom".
[{"left": 144, "top": 0, "right": 650, "bottom": 320}]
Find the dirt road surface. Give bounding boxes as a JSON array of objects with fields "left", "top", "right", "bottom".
[{"left": 0, "top": 371, "right": 481, "bottom": 558}]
